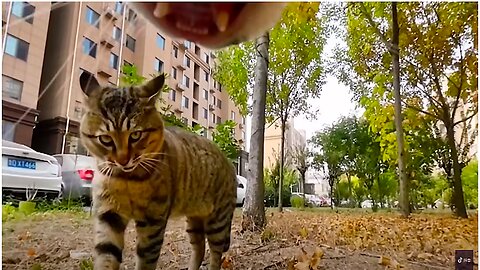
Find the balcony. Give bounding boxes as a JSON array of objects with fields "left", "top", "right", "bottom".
[
  {"left": 176, "top": 63, "right": 187, "bottom": 71},
  {"left": 208, "top": 104, "right": 215, "bottom": 111},
  {"left": 209, "top": 88, "right": 215, "bottom": 93},
  {"left": 103, "top": 6, "right": 117, "bottom": 21},
  {"left": 174, "top": 107, "right": 183, "bottom": 114},
  {"left": 100, "top": 36, "right": 115, "bottom": 49},
  {"left": 176, "top": 83, "right": 188, "bottom": 92},
  {"left": 97, "top": 65, "right": 114, "bottom": 78}
]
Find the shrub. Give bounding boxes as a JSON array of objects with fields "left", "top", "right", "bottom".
[{"left": 291, "top": 196, "right": 305, "bottom": 208}]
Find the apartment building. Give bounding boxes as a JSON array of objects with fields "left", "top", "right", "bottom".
[
  {"left": 2, "top": 2, "right": 51, "bottom": 146},
  {"left": 264, "top": 118, "right": 307, "bottom": 169},
  {"left": 24, "top": 2, "right": 244, "bottom": 155}
]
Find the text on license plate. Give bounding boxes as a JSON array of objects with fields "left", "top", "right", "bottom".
[{"left": 8, "top": 158, "right": 36, "bottom": 170}]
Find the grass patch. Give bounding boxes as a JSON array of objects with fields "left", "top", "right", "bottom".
[{"left": 2, "top": 199, "right": 87, "bottom": 222}]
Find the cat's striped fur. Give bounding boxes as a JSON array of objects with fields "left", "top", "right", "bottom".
[{"left": 79, "top": 72, "right": 237, "bottom": 270}]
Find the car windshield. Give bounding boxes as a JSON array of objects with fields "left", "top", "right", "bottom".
[{"left": 69, "top": 156, "right": 96, "bottom": 169}]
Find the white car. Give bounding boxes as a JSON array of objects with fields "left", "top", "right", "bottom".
[
  {"left": 236, "top": 175, "right": 247, "bottom": 206},
  {"left": 2, "top": 140, "right": 63, "bottom": 201}
]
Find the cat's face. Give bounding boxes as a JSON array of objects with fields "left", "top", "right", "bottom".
[{"left": 79, "top": 72, "right": 165, "bottom": 177}]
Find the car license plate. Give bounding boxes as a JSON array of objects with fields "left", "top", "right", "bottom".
[{"left": 7, "top": 158, "right": 36, "bottom": 170}]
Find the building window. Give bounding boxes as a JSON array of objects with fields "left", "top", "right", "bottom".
[
  {"left": 173, "top": 46, "right": 178, "bottom": 58},
  {"left": 123, "top": 60, "right": 132, "bottom": 67},
  {"left": 169, "top": 89, "right": 176, "bottom": 101},
  {"left": 184, "top": 40, "right": 191, "bottom": 49},
  {"left": 212, "top": 113, "right": 216, "bottom": 123},
  {"left": 82, "top": 37, "right": 97, "bottom": 58},
  {"left": 203, "top": 89, "right": 208, "bottom": 100},
  {"left": 110, "top": 53, "right": 119, "bottom": 70},
  {"left": 181, "top": 117, "right": 188, "bottom": 125},
  {"left": 182, "top": 75, "right": 190, "bottom": 88},
  {"left": 126, "top": 35, "right": 135, "bottom": 51},
  {"left": 218, "top": 82, "right": 222, "bottom": 92},
  {"left": 217, "top": 116, "right": 221, "bottom": 124},
  {"left": 2, "top": 75, "right": 23, "bottom": 101},
  {"left": 85, "top": 6, "right": 100, "bottom": 28},
  {"left": 204, "top": 53, "right": 209, "bottom": 64},
  {"left": 184, "top": 56, "right": 191, "bottom": 68},
  {"left": 4, "top": 34, "right": 29, "bottom": 61},
  {"left": 171, "top": 67, "right": 177, "bottom": 79},
  {"left": 154, "top": 58, "right": 163, "bottom": 73},
  {"left": 11, "top": 2, "right": 35, "bottom": 24},
  {"left": 114, "top": 2, "right": 123, "bottom": 14},
  {"left": 204, "top": 70, "right": 209, "bottom": 82},
  {"left": 112, "top": 26, "right": 122, "bottom": 41},
  {"left": 2, "top": 120, "right": 16, "bottom": 142},
  {"left": 156, "top": 34, "right": 165, "bottom": 50},
  {"left": 182, "top": 96, "right": 189, "bottom": 109},
  {"left": 217, "top": 99, "right": 222, "bottom": 109},
  {"left": 127, "top": 8, "right": 136, "bottom": 23},
  {"left": 212, "top": 95, "right": 216, "bottom": 106},
  {"left": 203, "top": 108, "right": 208, "bottom": 119},
  {"left": 74, "top": 100, "right": 84, "bottom": 119},
  {"left": 231, "top": 111, "right": 235, "bottom": 120}
]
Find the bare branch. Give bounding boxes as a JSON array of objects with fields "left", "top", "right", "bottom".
[
  {"left": 401, "top": 100, "right": 443, "bottom": 121},
  {"left": 453, "top": 111, "right": 478, "bottom": 127}
]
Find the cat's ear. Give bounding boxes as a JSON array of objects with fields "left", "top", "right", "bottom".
[
  {"left": 138, "top": 73, "right": 165, "bottom": 99},
  {"left": 79, "top": 71, "right": 100, "bottom": 97}
]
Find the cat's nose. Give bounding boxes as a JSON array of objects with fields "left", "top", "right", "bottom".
[{"left": 116, "top": 155, "right": 130, "bottom": 166}]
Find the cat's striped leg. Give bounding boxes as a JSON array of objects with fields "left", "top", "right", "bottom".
[
  {"left": 204, "top": 204, "right": 235, "bottom": 270},
  {"left": 134, "top": 219, "right": 168, "bottom": 270},
  {"left": 93, "top": 210, "right": 128, "bottom": 270},
  {"left": 186, "top": 217, "right": 206, "bottom": 270}
]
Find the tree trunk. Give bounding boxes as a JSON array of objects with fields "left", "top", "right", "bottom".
[
  {"left": 329, "top": 179, "right": 334, "bottom": 209},
  {"left": 391, "top": 2, "right": 410, "bottom": 218},
  {"left": 278, "top": 117, "right": 286, "bottom": 212},
  {"left": 347, "top": 172, "right": 352, "bottom": 203},
  {"left": 242, "top": 32, "right": 269, "bottom": 232},
  {"left": 445, "top": 123, "right": 468, "bottom": 218}
]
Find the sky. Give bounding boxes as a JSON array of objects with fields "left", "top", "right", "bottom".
[{"left": 244, "top": 35, "right": 364, "bottom": 149}]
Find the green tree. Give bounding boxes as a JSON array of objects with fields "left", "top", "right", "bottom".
[
  {"left": 462, "top": 159, "right": 478, "bottom": 208},
  {"left": 266, "top": 2, "right": 324, "bottom": 212},
  {"left": 212, "top": 120, "right": 241, "bottom": 162},
  {"left": 335, "top": 2, "right": 477, "bottom": 218}
]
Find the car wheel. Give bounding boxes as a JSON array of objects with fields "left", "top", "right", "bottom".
[{"left": 54, "top": 184, "right": 64, "bottom": 203}]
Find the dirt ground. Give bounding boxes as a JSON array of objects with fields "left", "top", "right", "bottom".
[{"left": 2, "top": 208, "right": 478, "bottom": 270}]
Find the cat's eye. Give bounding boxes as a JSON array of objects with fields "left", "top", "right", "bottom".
[
  {"left": 129, "top": 131, "right": 142, "bottom": 142},
  {"left": 98, "top": 135, "right": 113, "bottom": 146}
]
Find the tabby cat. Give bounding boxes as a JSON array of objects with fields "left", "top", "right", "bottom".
[{"left": 79, "top": 72, "right": 237, "bottom": 270}]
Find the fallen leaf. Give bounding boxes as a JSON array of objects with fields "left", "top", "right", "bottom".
[
  {"left": 27, "top": 248, "right": 36, "bottom": 257},
  {"left": 299, "top": 227, "right": 308, "bottom": 238},
  {"left": 378, "top": 255, "right": 391, "bottom": 266},
  {"left": 294, "top": 261, "right": 310, "bottom": 270},
  {"left": 417, "top": 253, "right": 434, "bottom": 260},
  {"left": 221, "top": 255, "right": 233, "bottom": 270}
]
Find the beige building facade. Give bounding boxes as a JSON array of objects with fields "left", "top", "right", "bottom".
[
  {"left": 264, "top": 118, "right": 307, "bottom": 169},
  {"left": 2, "top": 2, "right": 51, "bottom": 146},
  {"left": 1, "top": 2, "right": 244, "bottom": 154}
]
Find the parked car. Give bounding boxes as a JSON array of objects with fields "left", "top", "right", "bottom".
[
  {"left": 2, "top": 140, "right": 63, "bottom": 201},
  {"left": 361, "top": 199, "right": 373, "bottom": 208},
  {"left": 291, "top": 192, "right": 323, "bottom": 207},
  {"left": 236, "top": 175, "right": 247, "bottom": 206},
  {"left": 53, "top": 154, "right": 96, "bottom": 203}
]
